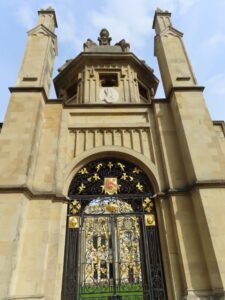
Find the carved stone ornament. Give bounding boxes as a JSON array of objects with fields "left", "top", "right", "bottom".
[
  {"left": 83, "top": 38, "right": 97, "bottom": 50},
  {"left": 115, "top": 39, "right": 130, "bottom": 52},
  {"left": 98, "top": 28, "right": 112, "bottom": 45}
]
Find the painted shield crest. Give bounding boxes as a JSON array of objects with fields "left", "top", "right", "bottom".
[{"left": 104, "top": 178, "right": 118, "bottom": 195}]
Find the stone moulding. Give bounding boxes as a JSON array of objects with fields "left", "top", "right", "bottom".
[
  {"left": 1, "top": 179, "right": 225, "bottom": 200},
  {"left": 3, "top": 295, "right": 44, "bottom": 300}
]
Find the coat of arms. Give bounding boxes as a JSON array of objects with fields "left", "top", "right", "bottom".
[{"left": 104, "top": 178, "right": 118, "bottom": 195}]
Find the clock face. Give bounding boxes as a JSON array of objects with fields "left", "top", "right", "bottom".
[{"left": 100, "top": 87, "right": 119, "bottom": 103}]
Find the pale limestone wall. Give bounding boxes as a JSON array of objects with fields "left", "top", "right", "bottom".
[
  {"left": 170, "top": 194, "right": 211, "bottom": 291},
  {"left": 1, "top": 196, "right": 67, "bottom": 300},
  {"left": 16, "top": 31, "right": 57, "bottom": 96},
  {"left": 154, "top": 102, "right": 187, "bottom": 189},
  {"left": 54, "top": 107, "right": 162, "bottom": 196},
  {"left": 0, "top": 193, "right": 27, "bottom": 300},
  {"left": 0, "top": 92, "right": 45, "bottom": 187},
  {"left": 1, "top": 97, "right": 224, "bottom": 299},
  {"left": 27, "top": 103, "right": 62, "bottom": 193},
  {"left": 170, "top": 91, "right": 225, "bottom": 184},
  {"left": 154, "top": 9, "right": 225, "bottom": 299},
  {"left": 16, "top": 10, "right": 57, "bottom": 96},
  {"left": 214, "top": 122, "right": 225, "bottom": 156},
  {"left": 157, "top": 197, "right": 184, "bottom": 299},
  {"left": 191, "top": 188, "right": 225, "bottom": 294}
]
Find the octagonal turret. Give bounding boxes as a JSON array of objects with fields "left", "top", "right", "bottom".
[{"left": 54, "top": 29, "right": 159, "bottom": 105}]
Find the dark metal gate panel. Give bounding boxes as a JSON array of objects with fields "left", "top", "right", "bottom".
[{"left": 61, "top": 224, "right": 79, "bottom": 299}]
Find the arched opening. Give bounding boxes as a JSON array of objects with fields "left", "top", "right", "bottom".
[{"left": 62, "top": 158, "right": 167, "bottom": 300}]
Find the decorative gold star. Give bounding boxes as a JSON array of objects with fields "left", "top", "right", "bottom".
[
  {"left": 101, "top": 185, "right": 105, "bottom": 193},
  {"left": 129, "top": 176, "right": 134, "bottom": 181},
  {"left": 142, "top": 197, "right": 154, "bottom": 212},
  {"left": 107, "top": 161, "right": 114, "bottom": 169},
  {"left": 69, "top": 199, "right": 81, "bottom": 214},
  {"left": 78, "top": 183, "right": 86, "bottom": 194},
  {"left": 96, "top": 163, "right": 103, "bottom": 172},
  {"left": 78, "top": 168, "right": 88, "bottom": 175},
  {"left": 117, "top": 162, "right": 125, "bottom": 171},
  {"left": 93, "top": 173, "right": 100, "bottom": 181},
  {"left": 121, "top": 173, "right": 128, "bottom": 180},
  {"left": 136, "top": 182, "right": 143, "bottom": 192},
  {"left": 133, "top": 167, "right": 141, "bottom": 174}
]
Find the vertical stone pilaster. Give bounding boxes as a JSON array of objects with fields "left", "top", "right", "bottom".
[
  {"left": 16, "top": 7, "right": 57, "bottom": 96},
  {"left": 153, "top": 8, "right": 225, "bottom": 297}
]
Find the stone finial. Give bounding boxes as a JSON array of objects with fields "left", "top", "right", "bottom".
[
  {"left": 83, "top": 39, "right": 97, "bottom": 51},
  {"left": 40, "top": 6, "right": 55, "bottom": 11},
  {"left": 98, "top": 28, "right": 112, "bottom": 46},
  {"left": 115, "top": 39, "right": 130, "bottom": 52},
  {"left": 38, "top": 7, "right": 58, "bottom": 29},
  {"left": 152, "top": 8, "right": 172, "bottom": 34}
]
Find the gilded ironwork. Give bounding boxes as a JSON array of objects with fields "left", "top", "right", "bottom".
[
  {"left": 68, "top": 158, "right": 152, "bottom": 196},
  {"left": 136, "top": 182, "right": 144, "bottom": 192},
  {"left": 142, "top": 197, "right": 154, "bottom": 212},
  {"left": 117, "top": 162, "right": 125, "bottom": 171},
  {"left": 79, "top": 168, "right": 88, "bottom": 175},
  {"left": 69, "top": 199, "right": 81, "bottom": 215},
  {"left": 78, "top": 183, "right": 86, "bottom": 194},
  {"left": 62, "top": 158, "right": 167, "bottom": 300},
  {"left": 68, "top": 216, "right": 79, "bottom": 228},
  {"left": 80, "top": 199, "right": 143, "bottom": 295},
  {"left": 145, "top": 214, "right": 156, "bottom": 226}
]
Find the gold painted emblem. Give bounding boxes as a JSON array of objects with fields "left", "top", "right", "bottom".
[
  {"left": 68, "top": 216, "right": 79, "bottom": 228},
  {"left": 106, "top": 201, "right": 118, "bottom": 212},
  {"left": 145, "top": 214, "right": 156, "bottom": 226},
  {"left": 104, "top": 178, "right": 118, "bottom": 195},
  {"left": 117, "top": 162, "right": 125, "bottom": 171},
  {"left": 78, "top": 183, "right": 86, "bottom": 194},
  {"left": 107, "top": 161, "right": 114, "bottom": 169},
  {"left": 69, "top": 199, "right": 81, "bottom": 214},
  {"left": 142, "top": 197, "right": 154, "bottom": 212},
  {"left": 121, "top": 173, "right": 128, "bottom": 180},
  {"left": 78, "top": 168, "right": 88, "bottom": 175},
  {"left": 136, "top": 182, "right": 144, "bottom": 192},
  {"left": 133, "top": 167, "right": 141, "bottom": 174}
]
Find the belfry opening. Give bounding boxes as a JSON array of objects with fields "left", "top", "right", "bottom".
[{"left": 62, "top": 158, "right": 167, "bottom": 299}]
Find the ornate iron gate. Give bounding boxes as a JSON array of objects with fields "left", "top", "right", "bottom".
[{"left": 61, "top": 159, "right": 167, "bottom": 300}]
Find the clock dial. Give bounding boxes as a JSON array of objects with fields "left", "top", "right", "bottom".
[{"left": 100, "top": 87, "right": 119, "bottom": 103}]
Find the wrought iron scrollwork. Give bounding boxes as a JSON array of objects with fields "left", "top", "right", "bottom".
[
  {"left": 62, "top": 158, "right": 167, "bottom": 300},
  {"left": 68, "top": 158, "right": 153, "bottom": 196}
]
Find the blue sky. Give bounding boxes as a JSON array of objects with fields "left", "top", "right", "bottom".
[{"left": 0, "top": 0, "right": 225, "bottom": 122}]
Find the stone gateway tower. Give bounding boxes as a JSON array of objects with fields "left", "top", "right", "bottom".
[{"left": 0, "top": 7, "right": 225, "bottom": 300}]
